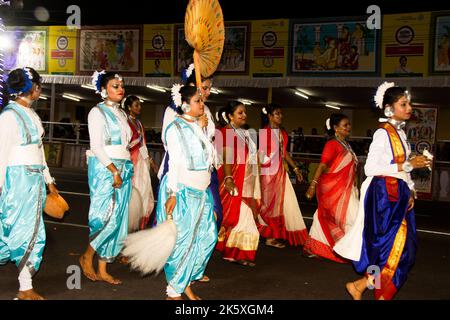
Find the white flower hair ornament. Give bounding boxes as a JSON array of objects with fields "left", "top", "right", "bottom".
[
  {"left": 186, "top": 63, "right": 194, "bottom": 79},
  {"left": 23, "top": 67, "right": 33, "bottom": 81},
  {"left": 91, "top": 70, "right": 106, "bottom": 95},
  {"left": 221, "top": 111, "right": 229, "bottom": 124},
  {"left": 171, "top": 83, "right": 183, "bottom": 107},
  {"left": 181, "top": 63, "right": 195, "bottom": 83},
  {"left": 325, "top": 118, "right": 331, "bottom": 131},
  {"left": 374, "top": 81, "right": 395, "bottom": 109}
]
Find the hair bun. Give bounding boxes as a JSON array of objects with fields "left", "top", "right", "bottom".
[{"left": 6, "top": 70, "right": 26, "bottom": 91}]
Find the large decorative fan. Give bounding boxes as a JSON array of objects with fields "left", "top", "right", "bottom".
[{"left": 184, "top": 0, "right": 225, "bottom": 88}]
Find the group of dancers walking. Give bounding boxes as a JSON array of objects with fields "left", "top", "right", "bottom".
[{"left": 0, "top": 65, "right": 432, "bottom": 300}]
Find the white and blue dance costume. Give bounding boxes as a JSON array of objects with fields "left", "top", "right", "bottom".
[
  {"left": 87, "top": 102, "right": 133, "bottom": 262},
  {"left": 157, "top": 116, "right": 218, "bottom": 296},
  {"left": 158, "top": 104, "right": 223, "bottom": 229},
  {"left": 334, "top": 120, "right": 417, "bottom": 300},
  {"left": 0, "top": 102, "right": 54, "bottom": 277}
]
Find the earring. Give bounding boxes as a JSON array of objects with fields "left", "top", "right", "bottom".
[
  {"left": 384, "top": 106, "right": 394, "bottom": 117},
  {"left": 101, "top": 89, "right": 108, "bottom": 100},
  {"left": 181, "top": 102, "right": 191, "bottom": 113}
]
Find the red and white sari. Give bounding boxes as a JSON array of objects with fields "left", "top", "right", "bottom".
[
  {"left": 304, "top": 138, "right": 359, "bottom": 263},
  {"left": 257, "top": 127, "right": 308, "bottom": 246},
  {"left": 127, "top": 117, "right": 154, "bottom": 231},
  {"left": 215, "top": 126, "right": 261, "bottom": 262}
]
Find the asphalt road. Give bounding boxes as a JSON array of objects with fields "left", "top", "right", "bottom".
[{"left": 1, "top": 168, "right": 449, "bottom": 300}]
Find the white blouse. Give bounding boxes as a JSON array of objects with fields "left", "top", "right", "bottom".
[
  {"left": 364, "top": 127, "right": 415, "bottom": 191},
  {"left": 166, "top": 117, "right": 215, "bottom": 193},
  {"left": 87, "top": 104, "right": 132, "bottom": 167},
  {"left": 0, "top": 103, "right": 53, "bottom": 188},
  {"left": 161, "top": 104, "right": 216, "bottom": 146},
  {"left": 158, "top": 104, "right": 216, "bottom": 180}
]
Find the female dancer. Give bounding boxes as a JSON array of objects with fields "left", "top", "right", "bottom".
[
  {"left": 257, "top": 104, "right": 308, "bottom": 248},
  {"left": 79, "top": 71, "right": 133, "bottom": 285},
  {"left": 0, "top": 67, "right": 59, "bottom": 300},
  {"left": 215, "top": 101, "right": 261, "bottom": 267},
  {"left": 123, "top": 95, "right": 157, "bottom": 231},
  {"left": 337, "top": 82, "right": 431, "bottom": 300},
  {"left": 158, "top": 85, "right": 218, "bottom": 299},
  {"left": 303, "top": 113, "right": 359, "bottom": 263}
]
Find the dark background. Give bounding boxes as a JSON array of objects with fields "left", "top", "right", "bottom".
[{"left": 0, "top": 0, "right": 448, "bottom": 26}]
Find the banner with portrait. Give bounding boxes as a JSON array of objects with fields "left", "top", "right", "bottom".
[
  {"left": 250, "top": 19, "right": 288, "bottom": 77},
  {"left": 3, "top": 26, "right": 48, "bottom": 74},
  {"left": 175, "top": 22, "right": 250, "bottom": 75},
  {"left": 382, "top": 12, "right": 430, "bottom": 77},
  {"left": 142, "top": 24, "right": 173, "bottom": 77},
  {"left": 77, "top": 26, "right": 141, "bottom": 75},
  {"left": 48, "top": 26, "right": 77, "bottom": 75},
  {"left": 289, "top": 18, "right": 379, "bottom": 76},
  {"left": 430, "top": 12, "right": 450, "bottom": 75},
  {"left": 406, "top": 106, "right": 438, "bottom": 200}
]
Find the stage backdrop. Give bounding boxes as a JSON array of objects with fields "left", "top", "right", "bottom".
[
  {"left": 142, "top": 24, "right": 173, "bottom": 77},
  {"left": 77, "top": 26, "right": 142, "bottom": 75},
  {"left": 48, "top": 26, "right": 77, "bottom": 75},
  {"left": 406, "top": 106, "right": 438, "bottom": 200},
  {"left": 382, "top": 12, "right": 431, "bottom": 77},
  {"left": 289, "top": 17, "right": 379, "bottom": 76},
  {"left": 250, "top": 19, "right": 288, "bottom": 78},
  {"left": 4, "top": 26, "right": 48, "bottom": 74}
]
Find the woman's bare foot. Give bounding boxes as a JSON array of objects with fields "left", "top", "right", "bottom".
[
  {"left": 184, "top": 286, "right": 201, "bottom": 300},
  {"left": 346, "top": 281, "right": 363, "bottom": 300},
  {"left": 166, "top": 296, "right": 184, "bottom": 300},
  {"left": 117, "top": 256, "right": 129, "bottom": 265},
  {"left": 79, "top": 254, "right": 97, "bottom": 281},
  {"left": 17, "top": 289, "right": 45, "bottom": 300},
  {"left": 265, "top": 238, "right": 286, "bottom": 249},
  {"left": 197, "top": 275, "right": 210, "bottom": 283},
  {"left": 96, "top": 271, "right": 122, "bottom": 285}
]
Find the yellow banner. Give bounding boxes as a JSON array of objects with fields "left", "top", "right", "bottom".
[
  {"left": 382, "top": 12, "right": 431, "bottom": 77},
  {"left": 48, "top": 26, "right": 77, "bottom": 75},
  {"left": 250, "top": 19, "right": 288, "bottom": 77},
  {"left": 142, "top": 24, "right": 173, "bottom": 77}
]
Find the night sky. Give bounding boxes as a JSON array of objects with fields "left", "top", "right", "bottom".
[{"left": 0, "top": 0, "right": 447, "bottom": 26}]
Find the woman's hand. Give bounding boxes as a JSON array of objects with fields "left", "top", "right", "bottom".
[
  {"left": 149, "top": 158, "right": 159, "bottom": 175},
  {"left": 407, "top": 195, "right": 414, "bottom": 211},
  {"left": 112, "top": 172, "right": 123, "bottom": 188},
  {"left": 224, "top": 177, "right": 236, "bottom": 195},
  {"left": 409, "top": 155, "right": 432, "bottom": 170},
  {"left": 165, "top": 196, "right": 176, "bottom": 217},
  {"left": 294, "top": 168, "right": 303, "bottom": 183},
  {"left": 48, "top": 183, "right": 59, "bottom": 195},
  {"left": 305, "top": 184, "right": 316, "bottom": 200},
  {"left": 198, "top": 114, "right": 208, "bottom": 128}
]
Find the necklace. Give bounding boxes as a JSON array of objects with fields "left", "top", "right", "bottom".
[
  {"left": 335, "top": 135, "right": 358, "bottom": 163},
  {"left": 181, "top": 114, "right": 199, "bottom": 122},
  {"left": 16, "top": 96, "right": 33, "bottom": 107},
  {"left": 230, "top": 122, "right": 256, "bottom": 155},
  {"left": 104, "top": 100, "right": 120, "bottom": 108},
  {"left": 387, "top": 118, "right": 406, "bottom": 130}
]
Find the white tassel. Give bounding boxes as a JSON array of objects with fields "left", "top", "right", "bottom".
[
  {"left": 128, "top": 187, "right": 143, "bottom": 233},
  {"left": 122, "top": 219, "right": 177, "bottom": 275}
]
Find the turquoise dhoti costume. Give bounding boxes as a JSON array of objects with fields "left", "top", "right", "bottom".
[
  {"left": 157, "top": 117, "right": 218, "bottom": 295},
  {"left": 157, "top": 176, "right": 217, "bottom": 294},
  {"left": 0, "top": 103, "right": 49, "bottom": 276},
  {"left": 87, "top": 102, "right": 133, "bottom": 262}
]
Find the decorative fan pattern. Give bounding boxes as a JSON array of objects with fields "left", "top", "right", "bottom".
[{"left": 185, "top": 0, "right": 225, "bottom": 85}]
